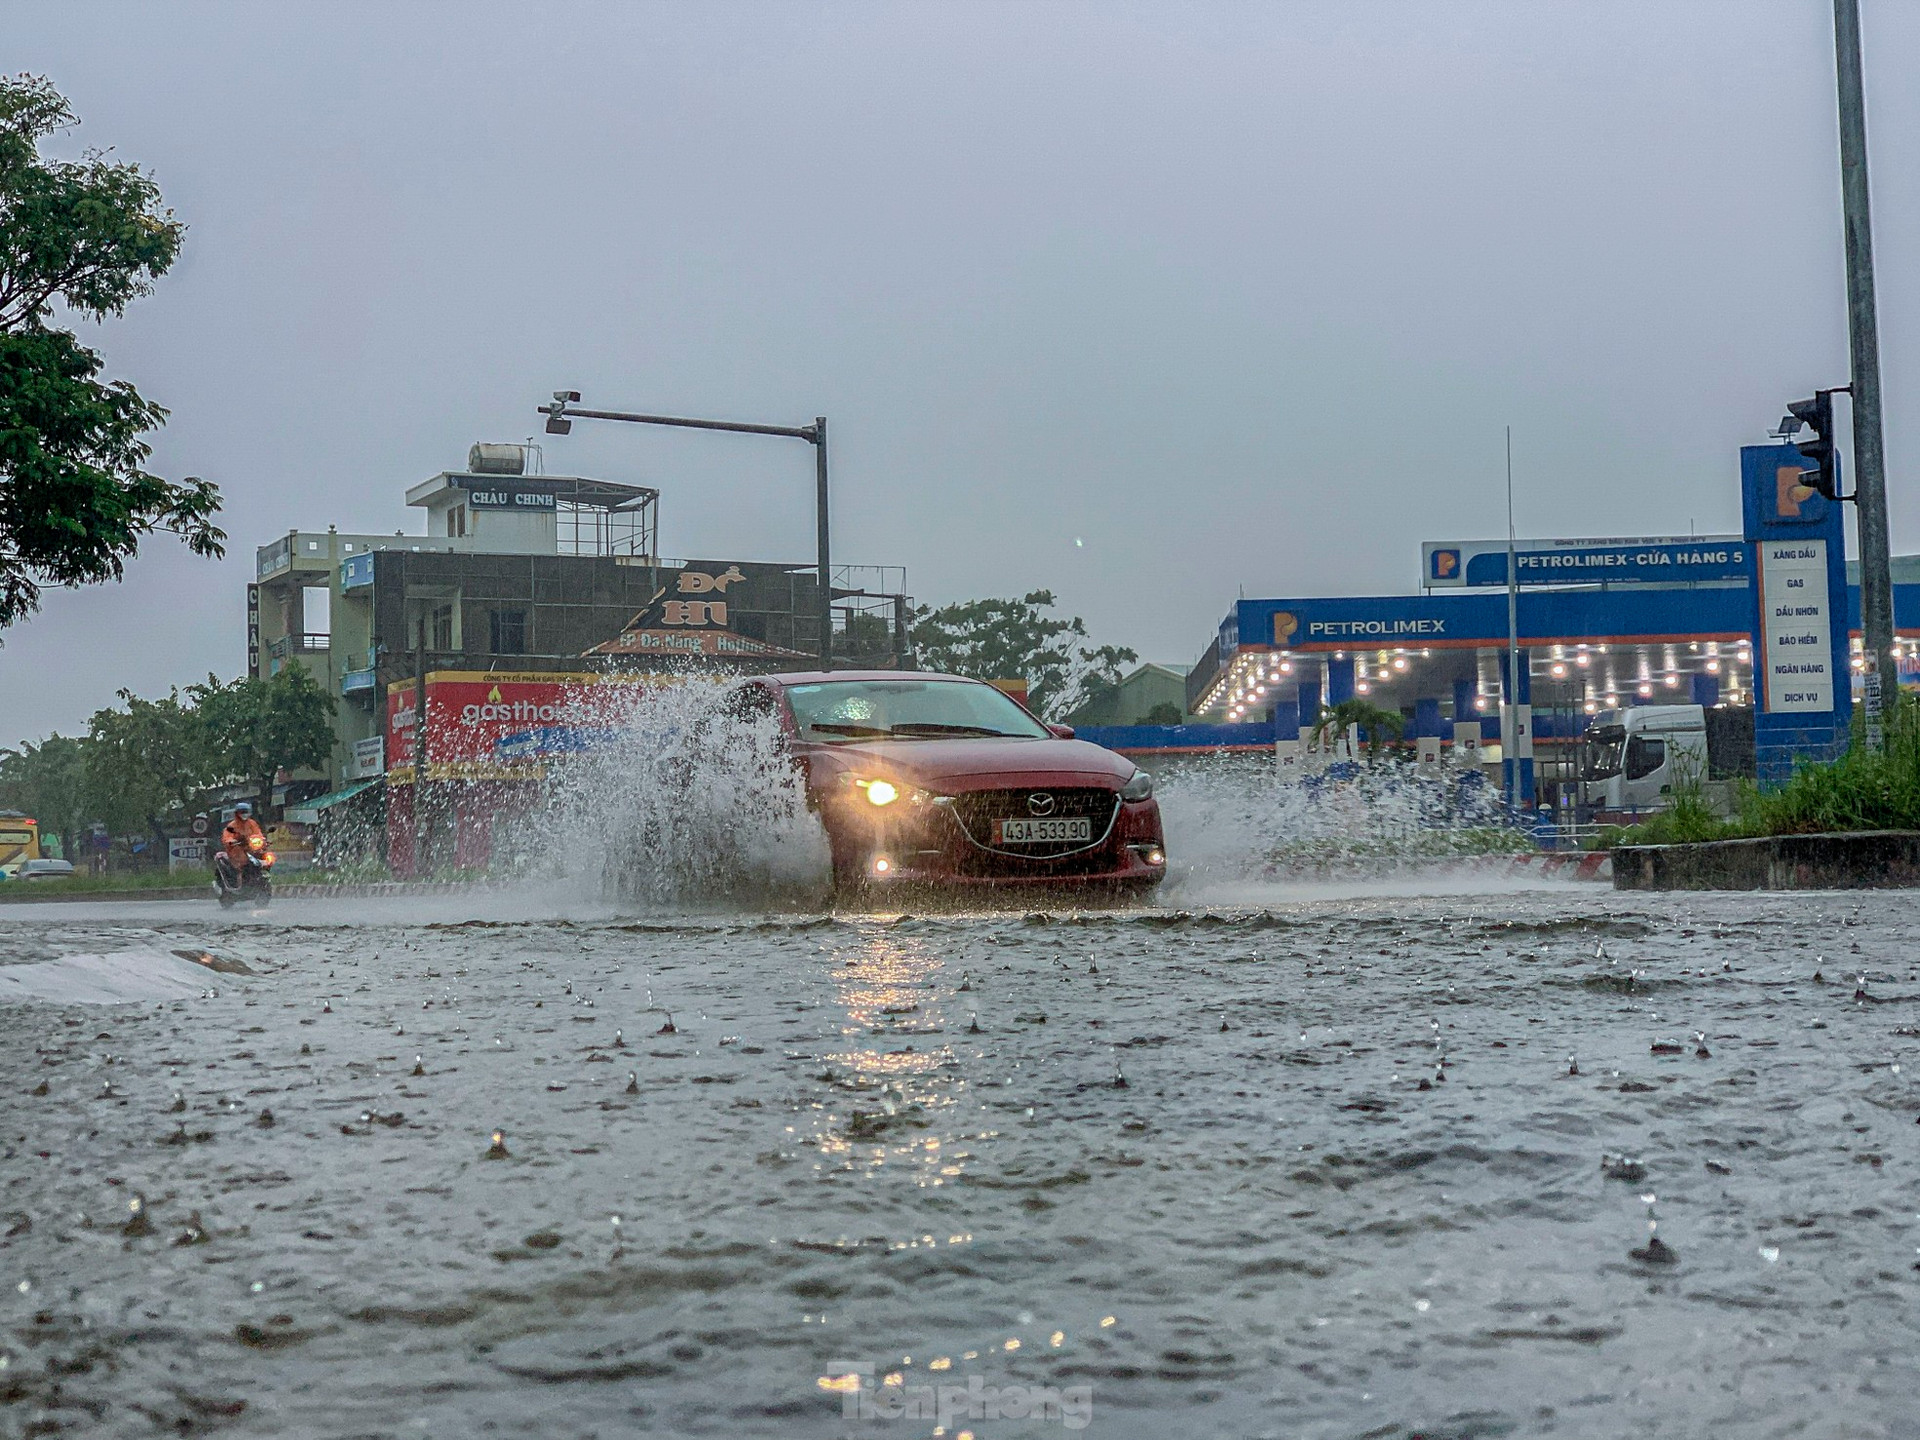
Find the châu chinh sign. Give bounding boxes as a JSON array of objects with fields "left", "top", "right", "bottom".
[
  {"left": 453, "top": 478, "right": 559, "bottom": 511},
  {"left": 1423, "top": 537, "right": 1748, "bottom": 589}
]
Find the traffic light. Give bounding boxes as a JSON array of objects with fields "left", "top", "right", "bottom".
[{"left": 1788, "top": 390, "right": 1836, "bottom": 499}]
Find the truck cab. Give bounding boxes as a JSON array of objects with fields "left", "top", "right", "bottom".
[{"left": 1580, "top": 704, "right": 1755, "bottom": 822}]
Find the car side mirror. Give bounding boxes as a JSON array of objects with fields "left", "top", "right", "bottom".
[{"left": 1047, "top": 723, "right": 1075, "bottom": 739}]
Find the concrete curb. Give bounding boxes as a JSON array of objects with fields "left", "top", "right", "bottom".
[
  {"left": 1506, "top": 851, "right": 1613, "bottom": 882},
  {"left": 1612, "top": 830, "right": 1920, "bottom": 891}
]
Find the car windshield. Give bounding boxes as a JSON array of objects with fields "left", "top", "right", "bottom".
[
  {"left": 1582, "top": 724, "right": 1626, "bottom": 780},
  {"left": 785, "top": 679, "right": 1051, "bottom": 742}
]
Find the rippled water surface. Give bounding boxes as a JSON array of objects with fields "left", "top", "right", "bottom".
[{"left": 4, "top": 882, "right": 1919, "bottom": 1438}]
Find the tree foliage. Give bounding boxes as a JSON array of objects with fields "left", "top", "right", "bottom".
[
  {"left": 0, "top": 732, "right": 88, "bottom": 855},
  {"left": 0, "top": 73, "right": 223, "bottom": 629},
  {"left": 3, "top": 666, "right": 338, "bottom": 843},
  {"left": 839, "top": 610, "right": 900, "bottom": 664},
  {"left": 1310, "top": 699, "right": 1407, "bottom": 761},
  {"left": 83, "top": 688, "right": 208, "bottom": 836},
  {"left": 192, "top": 663, "right": 337, "bottom": 800},
  {"left": 911, "top": 590, "right": 1136, "bottom": 720}
]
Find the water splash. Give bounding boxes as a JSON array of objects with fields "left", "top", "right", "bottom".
[
  {"left": 426, "top": 675, "right": 1537, "bottom": 910},
  {"left": 524, "top": 674, "right": 831, "bottom": 908},
  {"left": 1152, "top": 753, "right": 1525, "bottom": 895}
]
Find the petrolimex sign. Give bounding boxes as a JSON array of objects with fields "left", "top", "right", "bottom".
[
  {"left": 1260, "top": 598, "right": 1459, "bottom": 652},
  {"left": 1423, "top": 537, "right": 1747, "bottom": 589}
]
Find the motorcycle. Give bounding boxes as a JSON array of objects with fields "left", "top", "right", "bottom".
[{"left": 213, "top": 833, "right": 275, "bottom": 907}]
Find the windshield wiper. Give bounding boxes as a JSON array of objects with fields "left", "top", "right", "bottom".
[
  {"left": 886, "top": 722, "right": 1015, "bottom": 737},
  {"left": 807, "top": 722, "right": 893, "bottom": 738}
]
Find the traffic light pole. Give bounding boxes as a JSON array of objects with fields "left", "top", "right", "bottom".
[
  {"left": 1833, "top": 0, "right": 1896, "bottom": 740},
  {"left": 538, "top": 396, "right": 834, "bottom": 669}
]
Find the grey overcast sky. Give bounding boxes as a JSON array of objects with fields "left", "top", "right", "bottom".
[{"left": 3, "top": 1, "right": 1917, "bottom": 747}]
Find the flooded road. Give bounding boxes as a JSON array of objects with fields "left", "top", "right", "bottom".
[{"left": 3, "top": 883, "right": 1918, "bottom": 1438}]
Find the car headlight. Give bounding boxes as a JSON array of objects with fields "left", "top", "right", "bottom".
[
  {"left": 849, "top": 776, "right": 934, "bottom": 808},
  {"left": 1120, "top": 768, "right": 1153, "bottom": 802}
]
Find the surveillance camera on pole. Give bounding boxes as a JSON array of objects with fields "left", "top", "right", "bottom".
[{"left": 543, "top": 390, "right": 580, "bottom": 436}]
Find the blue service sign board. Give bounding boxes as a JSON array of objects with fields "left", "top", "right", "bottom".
[
  {"left": 1740, "top": 443, "right": 1850, "bottom": 782},
  {"left": 1423, "top": 537, "right": 1748, "bottom": 588}
]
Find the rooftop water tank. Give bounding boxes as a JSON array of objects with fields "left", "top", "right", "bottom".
[{"left": 468, "top": 443, "right": 527, "bottom": 475}]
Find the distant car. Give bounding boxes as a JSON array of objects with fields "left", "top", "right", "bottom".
[
  {"left": 729, "top": 671, "right": 1167, "bottom": 894},
  {"left": 15, "top": 858, "right": 75, "bottom": 881}
]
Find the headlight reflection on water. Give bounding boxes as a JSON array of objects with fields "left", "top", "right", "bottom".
[{"left": 813, "top": 931, "right": 969, "bottom": 1184}]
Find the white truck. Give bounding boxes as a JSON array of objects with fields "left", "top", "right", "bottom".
[{"left": 1579, "top": 704, "right": 1755, "bottom": 822}]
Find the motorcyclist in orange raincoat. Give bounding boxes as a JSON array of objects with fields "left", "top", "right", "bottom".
[{"left": 216, "top": 802, "right": 265, "bottom": 888}]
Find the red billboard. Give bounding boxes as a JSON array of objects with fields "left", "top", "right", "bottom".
[{"left": 386, "top": 672, "right": 648, "bottom": 781}]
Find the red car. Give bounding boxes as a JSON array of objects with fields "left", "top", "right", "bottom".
[{"left": 732, "top": 671, "right": 1166, "bottom": 894}]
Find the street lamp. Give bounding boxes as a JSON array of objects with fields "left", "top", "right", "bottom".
[{"left": 538, "top": 390, "right": 834, "bottom": 668}]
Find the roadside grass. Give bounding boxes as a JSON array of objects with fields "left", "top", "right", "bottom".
[
  {"left": 1745, "top": 696, "right": 1920, "bottom": 834},
  {"left": 0, "top": 869, "right": 208, "bottom": 900},
  {"left": 0, "top": 863, "right": 498, "bottom": 900}
]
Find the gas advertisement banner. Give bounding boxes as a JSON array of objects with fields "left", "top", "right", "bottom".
[{"left": 386, "top": 672, "right": 649, "bottom": 782}]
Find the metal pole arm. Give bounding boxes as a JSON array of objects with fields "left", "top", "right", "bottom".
[
  {"left": 537, "top": 403, "right": 816, "bottom": 443},
  {"left": 538, "top": 391, "right": 833, "bottom": 668}
]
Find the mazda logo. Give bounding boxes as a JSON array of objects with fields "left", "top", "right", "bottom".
[{"left": 1026, "top": 792, "right": 1056, "bottom": 817}]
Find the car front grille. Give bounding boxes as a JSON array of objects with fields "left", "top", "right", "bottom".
[{"left": 948, "top": 786, "right": 1120, "bottom": 859}]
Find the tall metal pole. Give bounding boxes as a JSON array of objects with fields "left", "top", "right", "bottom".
[
  {"left": 412, "top": 632, "right": 428, "bottom": 876},
  {"left": 812, "top": 416, "right": 832, "bottom": 670},
  {"left": 1833, "top": 0, "right": 1896, "bottom": 740},
  {"left": 1505, "top": 425, "right": 1520, "bottom": 814}
]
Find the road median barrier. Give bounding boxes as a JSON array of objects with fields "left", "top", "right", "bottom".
[{"left": 1612, "top": 830, "right": 1920, "bottom": 890}]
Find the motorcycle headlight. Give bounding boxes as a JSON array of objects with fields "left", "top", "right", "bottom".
[{"left": 1120, "top": 768, "right": 1154, "bottom": 802}]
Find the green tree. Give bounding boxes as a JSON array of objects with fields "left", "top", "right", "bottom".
[
  {"left": 1143, "top": 701, "right": 1185, "bottom": 726},
  {"left": 0, "top": 74, "right": 223, "bottom": 629},
  {"left": 911, "top": 590, "right": 1137, "bottom": 720},
  {"left": 192, "top": 663, "right": 338, "bottom": 805},
  {"left": 83, "top": 688, "right": 211, "bottom": 843},
  {"left": 1309, "top": 699, "right": 1407, "bottom": 761},
  {"left": 0, "top": 732, "right": 89, "bottom": 856},
  {"left": 839, "top": 610, "right": 898, "bottom": 663}
]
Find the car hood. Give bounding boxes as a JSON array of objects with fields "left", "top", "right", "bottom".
[{"left": 808, "top": 736, "right": 1134, "bottom": 790}]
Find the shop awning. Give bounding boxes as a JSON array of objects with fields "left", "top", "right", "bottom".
[{"left": 285, "top": 778, "right": 381, "bottom": 825}]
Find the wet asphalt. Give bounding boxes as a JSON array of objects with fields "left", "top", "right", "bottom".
[{"left": 3, "top": 884, "right": 1919, "bottom": 1438}]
